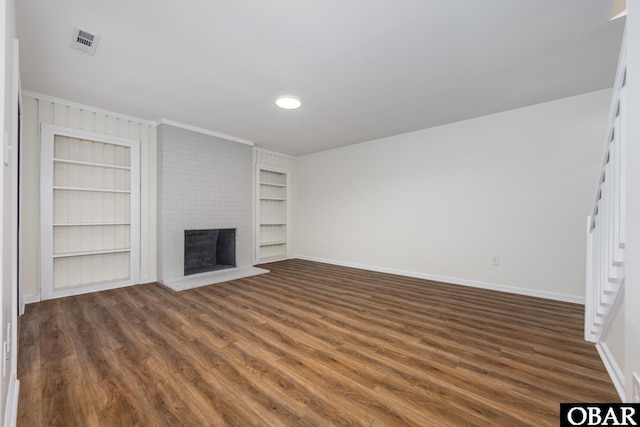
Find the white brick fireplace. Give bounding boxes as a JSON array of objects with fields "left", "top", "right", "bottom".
[{"left": 157, "top": 124, "right": 266, "bottom": 290}]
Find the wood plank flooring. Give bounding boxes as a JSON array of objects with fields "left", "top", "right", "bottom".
[{"left": 17, "top": 259, "right": 618, "bottom": 426}]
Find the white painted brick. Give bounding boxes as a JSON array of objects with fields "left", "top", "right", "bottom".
[{"left": 157, "top": 124, "right": 253, "bottom": 281}]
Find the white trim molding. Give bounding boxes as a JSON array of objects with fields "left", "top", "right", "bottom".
[
  {"left": 253, "top": 147, "right": 295, "bottom": 160},
  {"left": 21, "top": 294, "right": 41, "bottom": 315},
  {"left": 295, "top": 255, "right": 586, "bottom": 304},
  {"left": 39, "top": 124, "right": 141, "bottom": 300},
  {"left": 159, "top": 119, "right": 253, "bottom": 146},
  {"left": 139, "top": 276, "right": 158, "bottom": 285},
  {"left": 3, "top": 375, "right": 19, "bottom": 427},
  {"left": 596, "top": 343, "right": 626, "bottom": 401}
]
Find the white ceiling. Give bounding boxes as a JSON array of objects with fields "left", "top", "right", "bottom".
[{"left": 17, "top": 0, "right": 624, "bottom": 156}]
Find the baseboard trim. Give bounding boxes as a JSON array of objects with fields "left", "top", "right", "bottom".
[
  {"left": 294, "top": 255, "right": 585, "bottom": 304},
  {"left": 596, "top": 343, "right": 626, "bottom": 401},
  {"left": 22, "top": 294, "right": 41, "bottom": 305},
  {"left": 4, "top": 375, "right": 19, "bottom": 427},
  {"left": 20, "top": 279, "right": 157, "bottom": 309},
  {"left": 21, "top": 294, "right": 41, "bottom": 314}
]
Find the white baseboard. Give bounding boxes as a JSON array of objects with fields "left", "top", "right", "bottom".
[
  {"left": 21, "top": 294, "right": 41, "bottom": 315},
  {"left": 22, "top": 294, "right": 41, "bottom": 305},
  {"left": 294, "top": 255, "right": 585, "bottom": 304},
  {"left": 20, "top": 278, "right": 156, "bottom": 311},
  {"left": 3, "top": 375, "right": 19, "bottom": 427},
  {"left": 596, "top": 343, "right": 626, "bottom": 401}
]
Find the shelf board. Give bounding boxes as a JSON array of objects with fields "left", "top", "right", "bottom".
[
  {"left": 53, "top": 248, "right": 131, "bottom": 258},
  {"left": 260, "top": 222, "right": 287, "bottom": 226},
  {"left": 260, "top": 182, "right": 287, "bottom": 187},
  {"left": 54, "top": 222, "right": 131, "bottom": 226},
  {"left": 260, "top": 197, "right": 287, "bottom": 201},
  {"left": 53, "top": 186, "right": 131, "bottom": 194},
  {"left": 54, "top": 158, "right": 131, "bottom": 170},
  {"left": 259, "top": 241, "right": 286, "bottom": 247}
]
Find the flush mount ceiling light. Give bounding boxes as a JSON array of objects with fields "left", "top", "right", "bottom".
[{"left": 275, "top": 96, "right": 301, "bottom": 110}]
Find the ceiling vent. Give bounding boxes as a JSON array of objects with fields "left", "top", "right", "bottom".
[{"left": 70, "top": 27, "right": 101, "bottom": 55}]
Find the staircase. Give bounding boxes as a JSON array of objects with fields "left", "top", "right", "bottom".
[{"left": 585, "top": 30, "right": 627, "bottom": 343}]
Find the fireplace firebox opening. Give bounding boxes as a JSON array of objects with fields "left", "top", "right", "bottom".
[{"left": 184, "top": 229, "right": 236, "bottom": 276}]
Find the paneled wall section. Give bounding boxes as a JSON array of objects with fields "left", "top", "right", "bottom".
[
  {"left": 21, "top": 94, "right": 157, "bottom": 299},
  {"left": 255, "top": 149, "right": 295, "bottom": 170}
]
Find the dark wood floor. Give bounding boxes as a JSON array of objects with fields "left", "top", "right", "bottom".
[{"left": 18, "top": 259, "right": 618, "bottom": 426}]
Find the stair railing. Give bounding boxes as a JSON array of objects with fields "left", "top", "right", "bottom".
[{"left": 585, "top": 30, "right": 627, "bottom": 343}]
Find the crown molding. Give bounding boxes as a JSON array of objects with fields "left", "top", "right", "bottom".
[{"left": 159, "top": 119, "right": 253, "bottom": 146}]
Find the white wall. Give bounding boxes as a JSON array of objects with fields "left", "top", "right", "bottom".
[
  {"left": 20, "top": 93, "right": 157, "bottom": 300},
  {"left": 294, "top": 89, "right": 611, "bottom": 301}
]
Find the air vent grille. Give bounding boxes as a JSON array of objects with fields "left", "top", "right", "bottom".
[
  {"left": 77, "top": 30, "right": 94, "bottom": 47},
  {"left": 70, "top": 27, "right": 101, "bottom": 55}
]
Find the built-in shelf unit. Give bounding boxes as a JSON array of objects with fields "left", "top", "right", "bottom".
[
  {"left": 256, "top": 165, "right": 290, "bottom": 263},
  {"left": 41, "top": 124, "right": 140, "bottom": 299}
]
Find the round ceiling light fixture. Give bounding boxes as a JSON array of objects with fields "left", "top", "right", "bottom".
[{"left": 275, "top": 96, "right": 301, "bottom": 110}]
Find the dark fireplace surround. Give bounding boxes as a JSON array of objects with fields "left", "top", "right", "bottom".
[{"left": 184, "top": 229, "right": 236, "bottom": 276}]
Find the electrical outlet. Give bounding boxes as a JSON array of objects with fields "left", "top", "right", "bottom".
[
  {"left": 633, "top": 372, "right": 640, "bottom": 403},
  {"left": 491, "top": 255, "right": 500, "bottom": 266}
]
